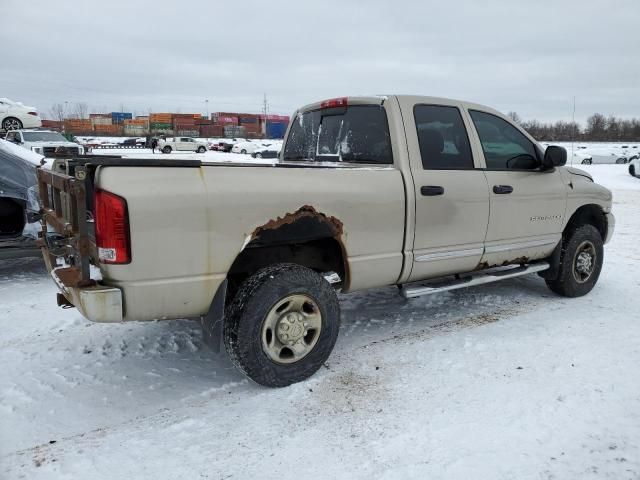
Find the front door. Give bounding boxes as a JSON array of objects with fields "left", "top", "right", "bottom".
[
  {"left": 466, "top": 109, "right": 567, "bottom": 266},
  {"left": 400, "top": 99, "right": 490, "bottom": 281}
]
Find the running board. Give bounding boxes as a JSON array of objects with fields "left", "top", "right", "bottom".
[{"left": 400, "top": 262, "right": 550, "bottom": 299}]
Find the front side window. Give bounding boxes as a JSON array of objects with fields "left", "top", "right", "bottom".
[
  {"left": 283, "top": 105, "right": 392, "bottom": 164},
  {"left": 414, "top": 105, "right": 474, "bottom": 169},
  {"left": 469, "top": 110, "right": 539, "bottom": 170},
  {"left": 22, "top": 132, "right": 67, "bottom": 142}
]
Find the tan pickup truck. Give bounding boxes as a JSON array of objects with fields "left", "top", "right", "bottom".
[{"left": 37, "top": 95, "right": 614, "bottom": 387}]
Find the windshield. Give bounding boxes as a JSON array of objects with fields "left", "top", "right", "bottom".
[
  {"left": 283, "top": 105, "right": 392, "bottom": 164},
  {"left": 22, "top": 132, "right": 68, "bottom": 142}
]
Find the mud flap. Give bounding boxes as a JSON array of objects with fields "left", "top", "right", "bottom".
[
  {"left": 538, "top": 241, "right": 562, "bottom": 280},
  {"left": 200, "top": 279, "right": 228, "bottom": 353}
]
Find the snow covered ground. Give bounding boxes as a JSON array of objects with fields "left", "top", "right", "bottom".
[{"left": 1, "top": 165, "right": 639, "bottom": 479}]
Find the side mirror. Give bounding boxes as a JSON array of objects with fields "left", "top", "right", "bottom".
[{"left": 543, "top": 145, "right": 567, "bottom": 169}]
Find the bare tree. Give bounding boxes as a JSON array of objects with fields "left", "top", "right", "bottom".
[
  {"left": 507, "top": 111, "right": 522, "bottom": 124},
  {"left": 74, "top": 102, "right": 89, "bottom": 119},
  {"left": 49, "top": 103, "right": 65, "bottom": 123}
]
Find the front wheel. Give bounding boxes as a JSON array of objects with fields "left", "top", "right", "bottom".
[
  {"left": 630, "top": 164, "right": 636, "bottom": 177},
  {"left": 581, "top": 158, "right": 592, "bottom": 165},
  {"left": 162, "top": 146, "right": 172, "bottom": 154},
  {"left": 2, "top": 117, "right": 23, "bottom": 131},
  {"left": 240, "top": 149, "right": 247, "bottom": 154},
  {"left": 545, "top": 224, "right": 603, "bottom": 297},
  {"left": 224, "top": 264, "right": 340, "bottom": 387},
  {"left": 255, "top": 152, "right": 262, "bottom": 158}
]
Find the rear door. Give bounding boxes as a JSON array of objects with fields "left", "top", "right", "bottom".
[
  {"left": 178, "top": 137, "right": 192, "bottom": 151},
  {"left": 465, "top": 109, "right": 566, "bottom": 265},
  {"left": 397, "top": 98, "right": 490, "bottom": 281}
]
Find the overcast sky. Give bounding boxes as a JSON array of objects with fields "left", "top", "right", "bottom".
[{"left": 2, "top": 0, "right": 638, "bottom": 123}]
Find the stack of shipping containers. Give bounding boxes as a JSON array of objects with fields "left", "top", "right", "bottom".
[
  {"left": 173, "top": 114, "right": 201, "bottom": 137},
  {"left": 123, "top": 118, "right": 149, "bottom": 137},
  {"left": 54, "top": 108, "right": 289, "bottom": 139},
  {"left": 149, "top": 113, "right": 173, "bottom": 134}
]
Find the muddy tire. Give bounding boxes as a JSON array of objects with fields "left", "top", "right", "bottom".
[
  {"left": 545, "top": 224, "right": 603, "bottom": 297},
  {"left": 223, "top": 263, "right": 340, "bottom": 387},
  {"left": 162, "top": 146, "right": 172, "bottom": 154}
]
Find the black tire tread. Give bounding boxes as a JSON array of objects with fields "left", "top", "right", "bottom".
[
  {"left": 223, "top": 263, "right": 340, "bottom": 387},
  {"left": 545, "top": 224, "right": 603, "bottom": 297}
]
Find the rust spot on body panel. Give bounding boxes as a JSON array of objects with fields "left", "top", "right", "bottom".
[{"left": 251, "top": 205, "right": 344, "bottom": 240}]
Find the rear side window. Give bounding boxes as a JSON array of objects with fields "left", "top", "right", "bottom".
[
  {"left": 469, "top": 110, "right": 539, "bottom": 170},
  {"left": 283, "top": 105, "right": 392, "bottom": 164},
  {"left": 414, "top": 105, "right": 473, "bottom": 170}
]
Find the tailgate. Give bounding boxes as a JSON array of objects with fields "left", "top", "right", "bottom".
[{"left": 37, "top": 164, "right": 95, "bottom": 287}]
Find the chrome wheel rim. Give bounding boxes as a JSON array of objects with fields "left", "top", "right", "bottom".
[
  {"left": 573, "top": 240, "right": 596, "bottom": 283},
  {"left": 3, "top": 118, "right": 21, "bottom": 130},
  {"left": 261, "top": 294, "right": 322, "bottom": 364}
]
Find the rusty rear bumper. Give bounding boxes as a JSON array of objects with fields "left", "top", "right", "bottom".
[{"left": 51, "top": 266, "right": 123, "bottom": 322}]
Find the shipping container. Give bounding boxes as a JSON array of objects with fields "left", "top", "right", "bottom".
[
  {"left": 149, "top": 113, "right": 174, "bottom": 123},
  {"left": 224, "top": 125, "right": 246, "bottom": 138},
  {"left": 91, "top": 117, "right": 113, "bottom": 127},
  {"left": 266, "top": 121, "right": 288, "bottom": 139},
  {"left": 41, "top": 120, "right": 63, "bottom": 130},
  {"left": 199, "top": 125, "right": 224, "bottom": 137},
  {"left": 111, "top": 112, "right": 133, "bottom": 124},
  {"left": 150, "top": 122, "right": 173, "bottom": 129},
  {"left": 176, "top": 129, "right": 200, "bottom": 137}
]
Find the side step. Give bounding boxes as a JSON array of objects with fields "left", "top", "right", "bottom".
[{"left": 400, "top": 262, "right": 550, "bottom": 299}]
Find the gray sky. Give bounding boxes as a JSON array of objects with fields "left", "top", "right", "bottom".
[{"left": 2, "top": 0, "right": 639, "bottom": 123}]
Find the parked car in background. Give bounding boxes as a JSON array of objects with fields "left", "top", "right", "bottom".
[
  {"left": 157, "top": 136, "right": 208, "bottom": 153},
  {"left": 0, "top": 139, "right": 42, "bottom": 259},
  {"left": 251, "top": 145, "right": 281, "bottom": 159},
  {"left": 231, "top": 141, "right": 260, "bottom": 154},
  {"left": 4, "top": 129, "right": 84, "bottom": 156},
  {"left": 121, "top": 138, "right": 145, "bottom": 147},
  {"left": 232, "top": 141, "right": 281, "bottom": 155},
  {"left": 0, "top": 98, "right": 42, "bottom": 131},
  {"left": 583, "top": 154, "right": 629, "bottom": 165},
  {"left": 629, "top": 157, "right": 640, "bottom": 178}
]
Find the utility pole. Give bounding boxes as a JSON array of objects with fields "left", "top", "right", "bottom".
[
  {"left": 571, "top": 96, "right": 576, "bottom": 165},
  {"left": 205, "top": 98, "right": 209, "bottom": 118},
  {"left": 262, "top": 93, "right": 269, "bottom": 137}
]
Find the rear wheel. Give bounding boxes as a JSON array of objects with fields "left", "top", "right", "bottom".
[
  {"left": 224, "top": 264, "right": 340, "bottom": 387},
  {"left": 545, "top": 224, "right": 603, "bottom": 297},
  {"left": 2, "top": 117, "right": 22, "bottom": 131},
  {"left": 255, "top": 152, "right": 262, "bottom": 158},
  {"left": 630, "top": 165, "right": 636, "bottom": 177},
  {"left": 162, "top": 146, "right": 172, "bottom": 154},
  {"left": 197, "top": 146, "right": 206, "bottom": 153},
  {"left": 581, "top": 158, "right": 592, "bottom": 165},
  {"left": 240, "top": 149, "right": 247, "bottom": 154}
]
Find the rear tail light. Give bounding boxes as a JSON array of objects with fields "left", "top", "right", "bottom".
[
  {"left": 320, "top": 97, "right": 348, "bottom": 109},
  {"left": 27, "top": 111, "right": 38, "bottom": 116},
  {"left": 94, "top": 189, "right": 131, "bottom": 264}
]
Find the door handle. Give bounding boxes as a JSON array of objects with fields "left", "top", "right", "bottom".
[
  {"left": 421, "top": 185, "right": 444, "bottom": 196},
  {"left": 493, "top": 185, "right": 513, "bottom": 194}
]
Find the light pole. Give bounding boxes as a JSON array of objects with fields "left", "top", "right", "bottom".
[{"left": 205, "top": 99, "right": 209, "bottom": 118}]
